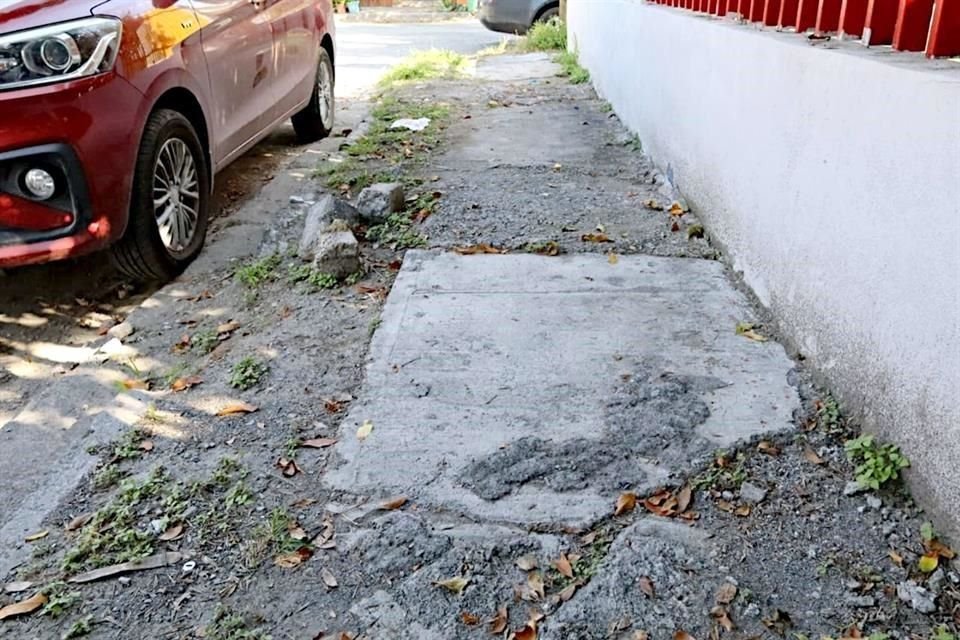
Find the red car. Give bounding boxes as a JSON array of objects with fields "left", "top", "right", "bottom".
[{"left": 0, "top": 0, "right": 335, "bottom": 280}]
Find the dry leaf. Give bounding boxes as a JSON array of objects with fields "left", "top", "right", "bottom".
[
  {"left": 676, "top": 485, "right": 693, "bottom": 513},
  {"left": 581, "top": 232, "right": 612, "bottom": 243},
  {"left": 614, "top": 491, "right": 637, "bottom": 516},
  {"left": 716, "top": 500, "right": 735, "bottom": 513},
  {"left": 217, "top": 320, "right": 240, "bottom": 334},
  {"left": 65, "top": 513, "right": 91, "bottom": 531},
  {"left": 291, "top": 498, "right": 318, "bottom": 509},
  {"left": 171, "top": 375, "right": 203, "bottom": 392},
  {"left": 608, "top": 252, "right": 619, "bottom": 265},
  {"left": 275, "top": 457, "right": 302, "bottom": 477},
  {"left": 643, "top": 488, "right": 680, "bottom": 517},
  {"left": 802, "top": 445, "right": 825, "bottom": 465},
  {"left": 634, "top": 632, "right": 650, "bottom": 640},
  {"left": 216, "top": 402, "right": 258, "bottom": 417},
  {"left": 514, "top": 623, "right": 537, "bottom": 640},
  {"left": 710, "top": 606, "right": 735, "bottom": 632},
  {"left": 275, "top": 547, "right": 313, "bottom": 568},
  {"left": 453, "top": 244, "right": 506, "bottom": 255},
  {"left": 558, "top": 584, "right": 577, "bottom": 602},
  {"left": 669, "top": 202, "right": 685, "bottom": 216},
  {"left": 734, "top": 504, "right": 751, "bottom": 517},
  {"left": 0, "top": 592, "right": 47, "bottom": 620},
  {"left": 488, "top": 606, "right": 508, "bottom": 634},
  {"left": 301, "top": 437, "right": 338, "bottom": 449},
  {"left": 715, "top": 582, "right": 737, "bottom": 604},
  {"left": 918, "top": 554, "right": 939, "bottom": 572},
  {"left": 639, "top": 576, "right": 655, "bottom": 598},
  {"left": 580, "top": 531, "right": 597, "bottom": 545},
  {"left": 888, "top": 550, "right": 904, "bottom": 567},
  {"left": 24, "top": 530, "right": 48, "bottom": 543},
  {"left": 158, "top": 523, "right": 184, "bottom": 542},
  {"left": 69, "top": 552, "right": 183, "bottom": 583},
  {"left": 461, "top": 612, "right": 480, "bottom": 626},
  {"left": 527, "top": 572, "right": 545, "bottom": 600},
  {"left": 757, "top": 441, "right": 781, "bottom": 456},
  {"left": 925, "top": 539, "right": 956, "bottom": 559},
  {"left": 553, "top": 554, "right": 574, "bottom": 579},
  {"left": 324, "top": 398, "right": 345, "bottom": 413},
  {"left": 139, "top": 439, "right": 154, "bottom": 452},
  {"left": 379, "top": 496, "right": 408, "bottom": 510},
  {"left": 761, "top": 609, "right": 792, "bottom": 634},
  {"left": 321, "top": 567, "right": 339, "bottom": 588},
  {"left": 356, "top": 420, "right": 373, "bottom": 440},
  {"left": 287, "top": 524, "right": 308, "bottom": 541},
  {"left": 516, "top": 555, "right": 538, "bottom": 571},
  {"left": 434, "top": 576, "right": 469, "bottom": 595},
  {"left": 674, "top": 631, "right": 696, "bottom": 640},
  {"left": 670, "top": 221, "right": 681, "bottom": 232},
  {"left": 643, "top": 199, "right": 663, "bottom": 211},
  {"left": 121, "top": 378, "right": 149, "bottom": 391},
  {"left": 530, "top": 241, "right": 560, "bottom": 256}
]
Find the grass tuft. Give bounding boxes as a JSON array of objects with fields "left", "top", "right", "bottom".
[
  {"left": 555, "top": 50, "right": 590, "bottom": 84},
  {"left": 378, "top": 49, "right": 468, "bottom": 88},
  {"left": 525, "top": 18, "right": 567, "bottom": 51}
]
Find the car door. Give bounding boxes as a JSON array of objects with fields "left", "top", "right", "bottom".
[
  {"left": 190, "top": 0, "right": 276, "bottom": 167},
  {"left": 264, "top": 0, "right": 321, "bottom": 120}
]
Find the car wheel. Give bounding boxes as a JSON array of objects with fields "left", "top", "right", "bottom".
[
  {"left": 292, "top": 47, "right": 335, "bottom": 143},
  {"left": 111, "top": 109, "right": 210, "bottom": 282},
  {"left": 536, "top": 5, "right": 560, "bottom": 22}
]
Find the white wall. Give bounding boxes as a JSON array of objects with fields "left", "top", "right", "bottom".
[{"left": 568, "top": 0, "right": 960, "bottom": 532}]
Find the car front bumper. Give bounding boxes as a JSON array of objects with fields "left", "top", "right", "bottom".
[{"left": 0, "top": 72, "right": 142, "bottom": 269}]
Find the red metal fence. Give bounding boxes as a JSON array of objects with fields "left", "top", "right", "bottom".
[{"left": 650, "top": 0, "right": 960, "bottom": 57}]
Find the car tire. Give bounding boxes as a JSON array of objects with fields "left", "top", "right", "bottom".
[
  {"left": 111, "top": 109, "right": 210, "bottom": 282},
  {"left": 535, "top": 5, "right": 560, "bottom": 22},
  {"left": 292, "top": 47, "right": 335, "bottom": 143}
]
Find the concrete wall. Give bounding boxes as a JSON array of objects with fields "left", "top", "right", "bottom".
[{"left": 567, "top": 1, "right": 960, "bottom": 532}]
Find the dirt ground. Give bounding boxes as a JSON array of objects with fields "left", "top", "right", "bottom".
[{"left": 1, "top": 53, "right": 958, "bottom": 640}]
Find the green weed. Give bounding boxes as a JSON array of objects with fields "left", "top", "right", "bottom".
[
  {"left": 191, "top": 329, "right": 220, "bottom": 355},
  {"left": 378, "top": 49, "right": 468, "bottom": 88},
  {"left": 206, "top": 607, "right": 271, "bottom": 640},
  {"left": 555, "top": 50, "right": 590, "bottom": 84},
  {"left": 525, "top": 18, "right": 567, "bottom": 51},
  {"left": 236, "top": 254, "right": 282, "bottom": 288},
  {"left": 64, "top": 615, "right": 94, "bottom": 639},
  {"left": 230, "top": 357, "right": 269, "bottom": 390},
  {"left": 694, "top": 451, "right": 747, "bottom": 490},
  {"left": 288, "top": 264, "right": 338, "bottom": 291},
  {"left": 845, "top": 434, "right": 909, "bottom": 490},
  {"left": 41, "top": 582, "right": 81, "bottom": 618}
]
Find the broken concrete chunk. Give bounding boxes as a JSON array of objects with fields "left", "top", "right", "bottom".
[
  {"left": 299, "top": 195, "right": 360, "bottom": 259},
  {"left": 310, "top": 231, "right": 360, "bottom": 280},
  {"left": 739, "top": 481, "right": 767, "bottom": 504},
  {"left": 107, "top": 321, "right": 134, "bottom": 341},
  {"left": 356, "top": 183, "right": 405, "bottom": 225},
  {"left": 897, "top": 580, "right": 937, "bottom": 613}
]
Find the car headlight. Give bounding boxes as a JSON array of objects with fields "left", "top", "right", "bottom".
[{"left": 0, "top": 17, "right": 122, "bottom": 91}]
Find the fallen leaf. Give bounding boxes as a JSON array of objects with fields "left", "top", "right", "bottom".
[
  {"left": 558, "top": 584, "right": 577, "bottom": 601},
  {"left": 669, "top": 202, "right": 685, "bottom": 216},
  {"left": 643, "top": 488, "right": 680, "bottom": 517},
  {"left": 291, "top": 498, "right": 318, "bottom": 509},
  {"left": 761, "top": 609, "right": 792, "bottom": 634},
  {"left": 158, "top": 523, "right": 184, "bottom": 542},
  {"left": 715, "top": 582, "right": 737, "bottom": 605},
  {"left": 388, "top": 259, "right": 403, "bottom": 271},
  {"left": 527, "top": 572, "right": 545, "bottom": 600},
  {"left": 301, "top": 437, "right": 338, "bottom": 449},
  {"left": 356, "top": 420, "right": 374, "bottom": 440},
  {"left": 461, "top": 612, "right": 480, "bottom": 626},
  {"left": 217, "top": 320, "right": 240, "bottom": 335},
  {"left": 514, "top": 623, "right": 537, "bottom": 640},
  {"left": 65, "top": 513, "right": 91, "bottom": 531},
  {"left": 734, "top": 504, "right": 751, "bottom": 517},
  {"left": 453, "top": 244, "right": 507, "bottom": 255},
  {"left": 633, "top": 632, "right": 650, "bottom": 640},
  {"left": 918, "top": 554, "right": 939, "bottom": 573},
  {"left": 69, "top": 552, "right": 184, "bottom": 583},
  {"left": 710, "top": 605, "right": 735, "bottom": 632},
  {"left": 139, "top": 439, "right": 155, "bottom": 452},
  {"left": 888, "top": 550, "right": 904, "bottom": 567},
  {"left": 580, "top": 531, "right": 597, "bottom": 545},
  {"left": 553, "top": 554, "right": 574, "bottom": 579},
  {"left": 414, "top": 208, "right": 432, "bottom": 223},
  {"left": 379, "top": 496, "right": 408, "bottom": 510},
  {"left": 639, "top": 576, "right": 655, "bottom": 598},
  {"left": 643, "top": 199, "right": 663, "bottom": 211},
  {"left": 674, "top": 631, "right": 696, "bottom": 640},
  {"left": 275, "top": 547, "right": 313, "bottom": 568},
  {"left": 324, "top": 398, "right": 345, "bottom": 413},
  {"left": 321, "top": 567, "right": 339, "bottom": 588},
  {"left": 530, "top": 241, "right": 561, "bottom": 256},
  {"left": 716, "top": 500, "right": 735, "bottom": 513},
  {"left": 171, "top": 375, "right": 203, "bottom": 392},
  {"left": 216, "top": 402, "right": 258, "bottom": 417},
  {"left": 607, "top": 252, "right": 619, "bottom": 265},
  {"left": 434, "top": 576, "right": 469, "bottom": 595},
  {"left": 676, "top": 485, "right": 693, "bottom": 513},
  {"left": 275, "top": 457, "right": 302, "bottom": 477},
  {"left": 925, "top": 539, "right": 956, "bottom": 559},
  {"left": 581, "top": 232, "right": 612, "bottom": 243},
  {"left": 802, "top": 445, "right": 825, "bottom": 465},
  {"left": 671, "top": 221, "right": 681, "bottom": 233},
  {"left": 516, "top": 555, "right": 538, "bottom": 571},
  {"left": 735, "top": 322, "right": 768, "bottom": 342},
  {"left": 488, "top": 606, "right": 509, "bottom": 634},
  {"left": 757, "top": 441, "right": 781, "bottom": 456},
  {"left": 3, "top": 582, "right": 33, "bottom": 594},
  {"left": 287, "top": 523, "right": 308, "bottom": 541},
  {"left": 121, "top": 378, "right": 149, "bottom": 391},
  {"left": 24, "top": 530, "right": 48, "bottom": 543},
  {"left": 614, "top": 491, "right": 637, "bottom": 516},
  {"left": 0, "top": 592, "right": 47, "bottom": 620}
]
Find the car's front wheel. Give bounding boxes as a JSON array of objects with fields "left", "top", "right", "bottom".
[
  {"left": 111, "top": 109, "right": 210, "bottom": 282},
  {"left": 292, "top": 47, "right": 335, "bottom": 143}
]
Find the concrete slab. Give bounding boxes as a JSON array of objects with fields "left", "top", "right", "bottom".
[
  {"left": 474, "top": 53, "right": 560, "bottom": 82},
  {"left": 325, "top": 251, "right": 799, "bottom": 529}
]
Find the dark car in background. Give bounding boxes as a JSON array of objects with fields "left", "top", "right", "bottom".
[
  {"left": 478, "top": 0, "right": 559, "bottom": 34},
  {"left": 0, "top": 0, "right": 336, "bottom": 281}
]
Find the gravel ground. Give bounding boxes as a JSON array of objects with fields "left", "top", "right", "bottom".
[{"left": 2, "top": 54, "right": 957, "bottom": 640}]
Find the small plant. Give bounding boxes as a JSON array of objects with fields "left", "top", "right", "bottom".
[
  {"left": 236, "top": 254, "right": 281, "bottom": 288},
  {"left": 345, "top": 271, "right": 364, "bottom": 286},
  {"left": 599, "top": 101, "right": 613, "bottom": 113},
  {"left": 555, "top": 50, "right": 590, "bottom": 84},
  {"left": 225, "top": 481, "right": 254, "bottom": 510},
  {"left": 112, "top": 429, "right": 146, "bottom": 461},
  {"left": 206, "top": 607, "right": 271, "bottom": 640},
  {"left": 817, "top": 395, "right": 843, "bottom": 432},
  {"left": 41, "top": 582, "right": 81, "bottom": 618},
  {"left": 288, "top": 264, "right": 338, "bottom": 291},
  {"left": 932, "top": 627, "right": 956, "bottom": 640},
  {"left": 65, "top": 615, "right": 94, "bottom": 639},
  {"left": 525, "top": 18, "right": 567, "bottom": 51},
  {"left": 378, "top": 49, "right": 467, "bottom": 87},
  {"left": 694, "top": 451, "right": 747, "bottom": 490},
  {"left": 921, "top": 521, "right": 936, "bottom": 542},
  {"left": 844, "top": 434, "right": 909, "bottom": 490},
  {"left": 367, "top": 212, "right": 427, "bottom": 249},
  {"left": 191, "top": 329, "right": 220, "bottom": 355},
  {"left": 92, "top": 463, "right": 125, "bottom": 490},
  {"left": 368, "top": 316, "right": 383, "bottom": 338},
  {"left": 230, "top": 357, "right": 269, "bottom": 390}
]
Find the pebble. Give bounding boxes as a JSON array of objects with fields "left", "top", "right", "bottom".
[
  {"left": 721, "top": 491, "right": 735, "bottom": 501},
  {"left": 866, "top": 495, "right": 882, "bottom": 510},
  {"left": 928, "top": 569, "right": 945, "bottom": 594},
  {"left": 844, "top": 481, "right": 868, "bottom": 496},
  {"left": 744, "top": 603, "right": 761, "bottom": 617},
  {"left": 107, "top": 321, "right": 134, "bottom": 341},
  {"left": 897, "top": 580, "right": 937, "bottom": 613},
  {"left": 739, "top": 482, "right": 768, "bottom": 504},
  {"left": 845, "top": 595, "right": 876, "bottom": 608},
  {"left": 882, "top": 522, "right": 897, "bottom": 536}
]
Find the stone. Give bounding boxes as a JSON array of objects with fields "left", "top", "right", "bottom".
[
  {"left": 299, "top": 195, "right": 360, "bottom": 259},
  {"left": 844, "top": 481, "right": 868, "bottom": 496},
  {"left": 897, "top": 580, "right": 937, "bottom": 613},
  {"left": 739, "top": 481, "right": 767, "bottom": 504},
  {"left": 107, "top": 321, "right": 134, "bottom": 341},
  {"left": 355, "top": 183, "right": 404, "bottom": 225},
  {"left": 310, "top": 231, "right": 360, "bottom": 280},
  {"left": 928, "top": 568, "right": 945, "bottom": 594},
  {"left": 866, "top": 495, "right": 882, "bottom": 510},
  {"left": 845, "top": 595, "right": 876, "bottom": 608}
]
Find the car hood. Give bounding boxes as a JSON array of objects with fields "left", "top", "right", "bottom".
[{"left": 0, "top": 0, "right": 112, "bottom": 35}]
